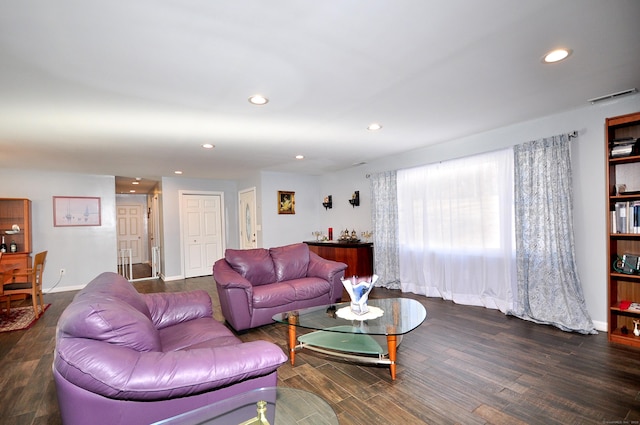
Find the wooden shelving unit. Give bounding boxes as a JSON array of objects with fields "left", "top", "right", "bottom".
[
  {"left": 0, "top": 198, "right": 32, "bottom": 271},
  {"left": 606, "top": 111, "right": 640, "bottom": 347}
]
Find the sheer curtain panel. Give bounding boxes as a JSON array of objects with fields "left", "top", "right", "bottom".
[
  {"left": 511, "top": 134, "right": 596, "bottom": 334},
  {"left": 369, "top": 171, "right": 401, "bottom": 289},
  {"left": 397, "top": 149, "right": 516, "bottom": 312}
]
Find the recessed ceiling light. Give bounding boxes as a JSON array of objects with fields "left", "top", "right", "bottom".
[
  {"left": 367, "top": 123, "right": 382, "bottom": 131},
  {"left": 174, "top": 170, "right": 183, "bottom": 175},
  {"left": 295, "top": 154, "right": 304, "bottom": 160},
  {"left": 543, "top": 48, "right": 572, "bottom": 63},
  {"left": 248, "top": 95, "right": 269, "bottom": 105},
  {"left": 202, "top": 143, "right": 215, "bottom": 149},
  {"left": 129, "top": 190, "right": 136, "bottom": 193},
  {"left": 132, "top": 181, "right": 139, "bottom": 185}
]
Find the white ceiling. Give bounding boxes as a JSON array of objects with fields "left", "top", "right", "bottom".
[{"left": 1, "top": 1, "right": 639, "bottom": 193}]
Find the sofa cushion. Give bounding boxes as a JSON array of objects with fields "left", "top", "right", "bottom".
[
  {"left": 225, "top": 248, "right": 276, "bottom": 286},
  {"left": 269, "top": 243, "right": 310, "bottom": 282},
  {"left": 252, "top": 282, "right": 297, "bottom": 308},
  {"left": 287, "top": 277, "right": 331, "bottom": 301},
  {"left": 58, "top": 297, "right": 161, "bottom": 352},
  {"left": 158, "top": 318, "right": 241, "bottom": 351}
]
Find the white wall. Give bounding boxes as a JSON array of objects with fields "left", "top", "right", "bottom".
[
  {"left": 0, "top": 169, "right": 117, "bottom": 291},
  {"left": 259, "top": 171, "right": 322, "bottom": 248},
  {"left": 314, "top": 93, "right": 639, "bottom": 329},
  {"left": 318, "top": 169, "right": 372, "bottom": 238},
  {"left": 160, "top": 176, "right": 238, "bottom": 280}
]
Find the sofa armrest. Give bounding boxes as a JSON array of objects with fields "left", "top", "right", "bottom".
[
  {"left": 307, "top": 252, "right": 347, "bottom": 302},
  {"left": 212, "top": 259, "right": 253, "bottom": 291},
  {"left": 143, "top": 290, "right": 213, "bottom": 330},
  {"left": 54, "top": 339, "right": 287, "bottom": 401},
  {"left": 213, "top": 259, "right": 254, "bottom": 331}
]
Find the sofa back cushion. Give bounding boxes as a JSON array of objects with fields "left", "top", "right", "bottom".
[
  {"left": 269, "top": 243, "right": 310, "bottom": 282},
  {"left": 225, "top": 248, "right": 276, "bottom": 286},
  {"left": 58, "top": 297, "right": 162, "bottom": 352}
]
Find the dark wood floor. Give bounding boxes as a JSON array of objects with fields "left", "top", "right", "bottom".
[{"left": 1, "top": 276, "right": 639, "bottom": 425}]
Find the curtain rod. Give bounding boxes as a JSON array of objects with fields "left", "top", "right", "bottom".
[{"left": 365, "top": 131, "right": 580, "bottom": 178}]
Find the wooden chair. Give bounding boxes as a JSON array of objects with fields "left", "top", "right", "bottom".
[{"left": 3, "top": 251, "right": 47, "bottom": 318}]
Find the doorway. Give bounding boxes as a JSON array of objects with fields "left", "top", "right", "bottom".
[{"left": 115, "top": 177, "right": 159, "bottom": 280}]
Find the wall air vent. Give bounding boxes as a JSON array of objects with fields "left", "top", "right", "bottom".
[{"left": 588, "top": 88, "right": 638, "bottom": 104}]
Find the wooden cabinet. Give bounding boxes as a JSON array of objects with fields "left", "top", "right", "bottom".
[
  {"left": 305, "top": 241, "right": 374, "bottom": 301},
  {"left": 0, "top": 198, "right": 32, "bottom": 270},
  {"left": 606, "top": 112, "right": 640, "bottom": 347},
  {"left": 305, "top": 241, "right": 374, "bottom": 279}
]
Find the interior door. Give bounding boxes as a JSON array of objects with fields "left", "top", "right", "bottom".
[
  {"left": 182, "top": 194, "right": 224, "bottom": 278},
  {"left": 116, "top": 204, "right": 143, "bottom": 264},
  {"left": 239, "top": 187, "right": 258, "bottom": 249}
]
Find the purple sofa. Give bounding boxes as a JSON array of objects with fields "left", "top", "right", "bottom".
[
  {"left": 213, "top": 242, "right": 347, "bottom": 332},
  {"left": 53, "top": 272, "right": 287, "bottom": 425}
]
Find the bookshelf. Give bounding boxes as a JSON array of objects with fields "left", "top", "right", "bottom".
[{"left": 606, "top": 111, "right": 640, "bottom": 347}]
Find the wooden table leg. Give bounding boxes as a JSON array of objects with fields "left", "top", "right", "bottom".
[
  {"left": 288, "top": 324, "right": 297, "bottom": 365},
  {"left": 387, "top": 335, "right": 397, "bottom": 380}
]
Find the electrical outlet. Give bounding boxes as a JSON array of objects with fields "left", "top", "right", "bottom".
[{"left": 60, "top": 268, "right": 66, "bottom": 276}]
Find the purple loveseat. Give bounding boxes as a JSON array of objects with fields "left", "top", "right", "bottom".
[
  {"left": 53, "top": 272, "right": 287, "bottom": 425},
  {"left": 213, "top": 242, "right": 347, "bottom": 332}
]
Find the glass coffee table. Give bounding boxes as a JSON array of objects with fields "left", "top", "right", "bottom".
[
  {"left": 272, "top": 298, "right": 427, "bottom": 380},
  {"left": 153, "top": 386, "right": 338, "bottom": 425}
]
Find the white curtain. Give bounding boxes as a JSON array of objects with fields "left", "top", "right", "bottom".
[{"left": 397, "top": 149, "right": 516, "bottom": 312}]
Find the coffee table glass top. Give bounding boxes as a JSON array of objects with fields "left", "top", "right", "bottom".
[
  {"left": 272, "top": 298, "right": 426, "bottom": 336},
  {"left": 153, "top": 386, "right": 338, "bottom": 425}
]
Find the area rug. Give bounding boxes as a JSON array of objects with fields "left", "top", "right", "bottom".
[{"left": 0, "top": 304, "right": 50, "bottom": 333}]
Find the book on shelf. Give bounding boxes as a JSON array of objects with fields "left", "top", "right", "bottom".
[{"left": 612, "top": 201, "right": 640, "bottom": 233}]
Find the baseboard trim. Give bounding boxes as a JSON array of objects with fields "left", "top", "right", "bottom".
[
  {"left": 593, "top": 320, "right": 607, "bottom": 333},
  {"left": 43, "top": 284, "right": 86, "bottom": 294},
  {"left": 162, "top": 274, "right": 185, "bottom": 281}
]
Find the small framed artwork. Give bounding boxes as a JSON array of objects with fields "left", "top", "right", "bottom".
[
  {"left": 277, "top": 191, "right": 295, "bottom": 214},
  {"left": 53, "top": 196, "right": 102, "bottom": 227}
]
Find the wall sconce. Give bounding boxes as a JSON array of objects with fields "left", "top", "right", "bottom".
[
  {"left": 349, "top": 191, "right": 360, "bottom": 207},
  {"left": 322, "top": 195, "right": 332, "bottom": 210}
]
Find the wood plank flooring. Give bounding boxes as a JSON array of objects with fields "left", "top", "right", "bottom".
[{"left": 1, "top": 276, "right": 639, "bottom": 424}]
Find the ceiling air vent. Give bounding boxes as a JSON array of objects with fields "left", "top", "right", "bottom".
[{"left": 588, "top": 88, "right": 637, "bottom": 104}]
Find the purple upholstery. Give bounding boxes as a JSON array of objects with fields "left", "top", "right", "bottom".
[
  {"left": 225, "top": 247, "right": 276, "bottom": 286},
  {"left": 53, "top": 272, "right": 287, "bottom": 425},
  {"left": 213, "top": 243, "right": 347, "bottom": 332},
  {"left": 270, "top": 243, "right": 310, "bottom": 281}
]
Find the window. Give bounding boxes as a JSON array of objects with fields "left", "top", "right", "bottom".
[{"left": 397, "top": 148, "right": 515, "bottom": 312}]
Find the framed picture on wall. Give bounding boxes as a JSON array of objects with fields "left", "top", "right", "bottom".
[
  {"left": 277, "top": 191, "right": 295, "bottom": 214},
  {"left": 53, "top": 196, "right": 102, "bottom": 226}
]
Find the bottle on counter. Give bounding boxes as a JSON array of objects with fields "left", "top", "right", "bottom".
[
  {"left": 0, "top": 236, "right": 6, "bottom": 253},
  {"left": 9, "top": 240, "right": 17, "bottom": 253}
]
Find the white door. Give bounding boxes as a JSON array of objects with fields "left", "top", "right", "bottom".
[
  {"left": 182, "top": 194, "right": 224, "bottom": 278},
  {"left": 117, "top": 204, "right": 143, "bottom": 264},
  {"left": 239, "top": 187, "right": 258, "bottom": 249}
]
